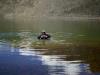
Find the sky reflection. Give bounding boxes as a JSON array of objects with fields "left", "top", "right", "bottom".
[
  {"left": 0, "top": 41, "right": 96, "bottom": 75},
  {"left": 17, "top": 45, "right": 92, "bottom": 75}
]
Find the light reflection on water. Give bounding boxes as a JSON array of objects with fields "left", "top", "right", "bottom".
[{"left": 0, "top": 32, "right": 100, "bottom": 75}]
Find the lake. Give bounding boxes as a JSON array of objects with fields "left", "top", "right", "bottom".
[{"left": 0, "top": 19, "right": 100, "bottom": 75}]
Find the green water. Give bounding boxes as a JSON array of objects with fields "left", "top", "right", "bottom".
[
  {"left": 0, "top": 19, "right": 100, "bottom": 34},
  {"left": 0, "top": 19, "right": 100, "bottom": 42},
  {"left": 0, "top": 19, "right": 100, "bottom": 75}
]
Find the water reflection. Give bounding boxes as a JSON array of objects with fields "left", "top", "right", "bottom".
[
  {"left": 41, "top": 55, "right": 90, "bottom": 75},
  {"left": 0, "top": 32, "right": 100, "bottom": 75}
]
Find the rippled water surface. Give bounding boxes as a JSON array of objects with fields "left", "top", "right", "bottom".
[
  {"left": 0, "top": 32, "right": 100, "bottom": 75},
  {"left": 0, "top": 18, "right": 100, "bottom": 75}
]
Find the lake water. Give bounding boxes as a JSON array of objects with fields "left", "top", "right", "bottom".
[{"left": 0, "top": 20, "right": 100, "bottom": 75}]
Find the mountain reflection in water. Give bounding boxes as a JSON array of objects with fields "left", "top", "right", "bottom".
[{"left": 0, "top": 32, "right": 100, "bottom": 75}]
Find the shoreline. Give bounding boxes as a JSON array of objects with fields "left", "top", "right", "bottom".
[{"left": 32, "top": 16, "right": 100, "bottom": 21}]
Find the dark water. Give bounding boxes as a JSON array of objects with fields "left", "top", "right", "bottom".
[{"left": 0, "top": 31, "right": 99, "bottom": 75}]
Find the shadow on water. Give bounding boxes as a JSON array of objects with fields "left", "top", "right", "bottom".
[{"left": 0, "top": 32, "right": 100, "bottom": 75}]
